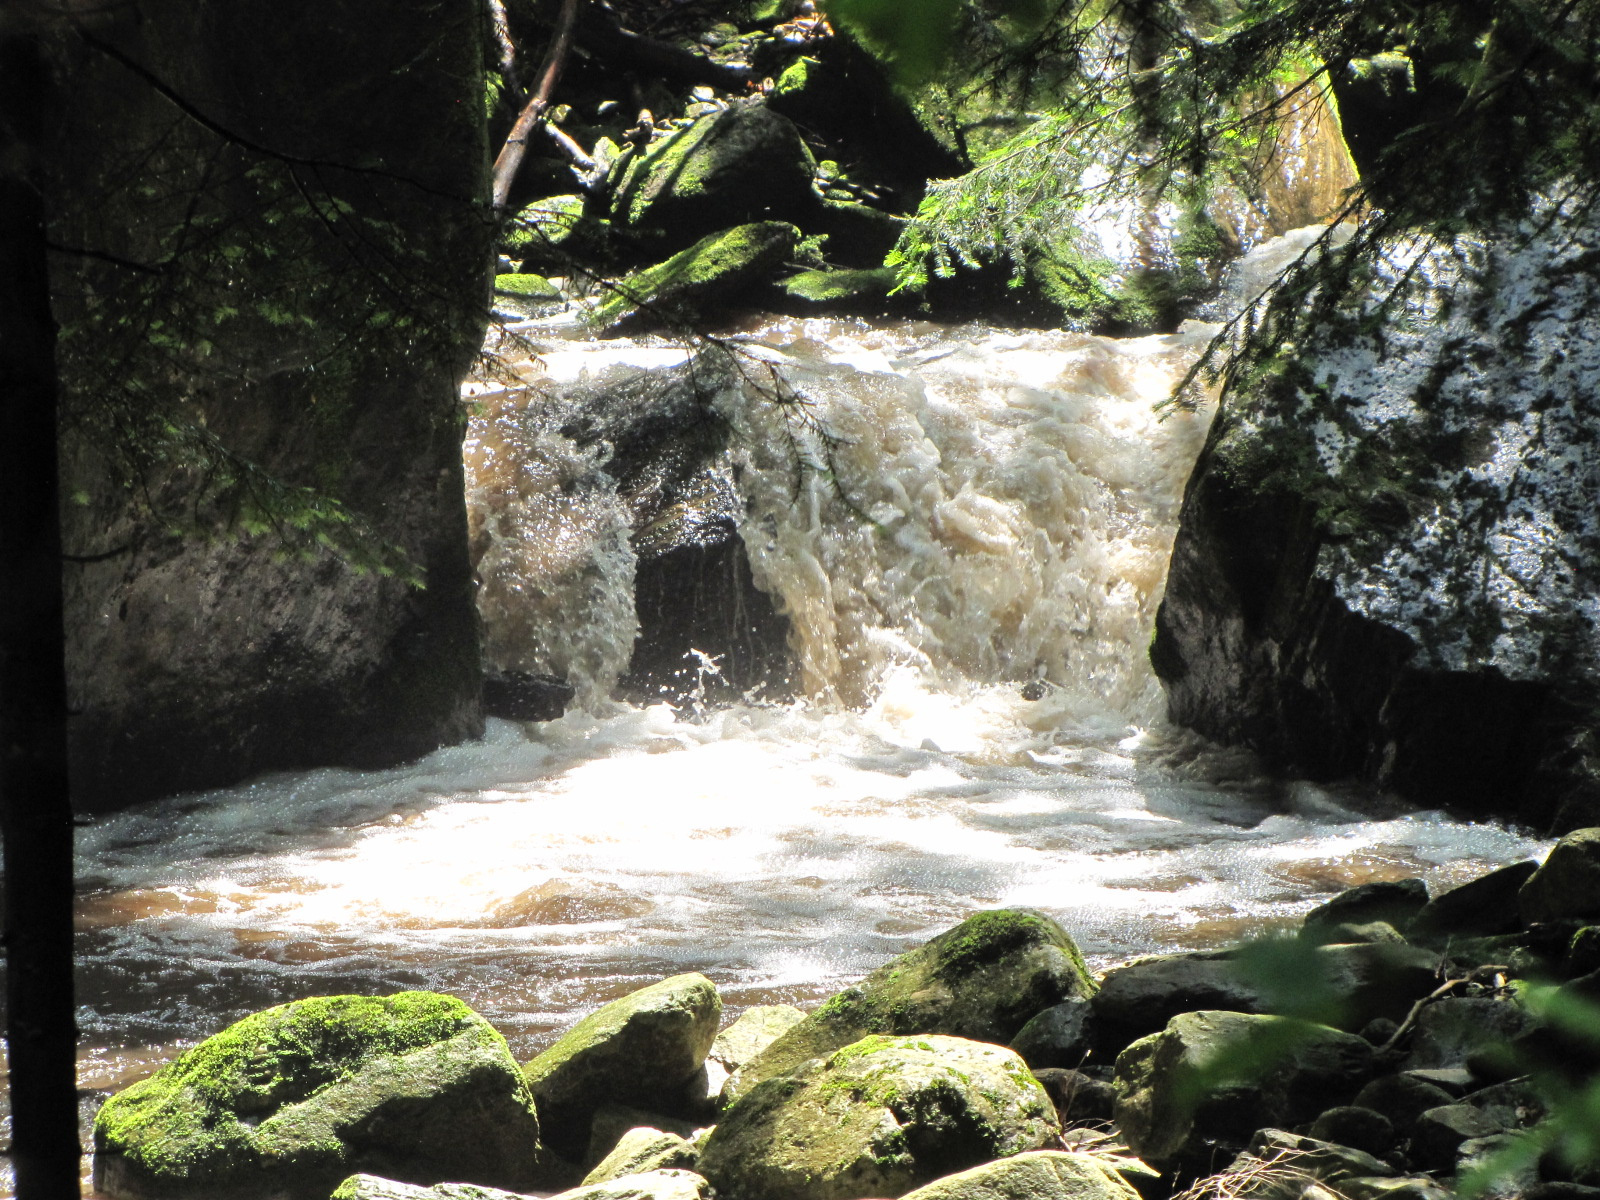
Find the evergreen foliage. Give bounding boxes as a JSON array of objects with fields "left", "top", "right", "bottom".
[{"left": 866, "top": 0, "right": 1600, "bottom": 344}]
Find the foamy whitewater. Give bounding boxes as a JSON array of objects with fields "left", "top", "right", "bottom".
[{"left": 70, "top": 235, "right": 1549, "bottom": 1115}]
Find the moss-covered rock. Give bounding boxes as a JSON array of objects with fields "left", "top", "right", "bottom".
[
  {"left": 1520, "top": 828, "right": 1600, "bottom": 923},
  {"left": 728, "top": 910, "right": 1094, "bottom": 1104},
  {"left": 777, "top": 267, "right": 900, "bottom": 311},
  {"left": 523, "top": 973, "right": 722, "bottom": 1161},
  {"left": 503, "top": 195, "right": 594, "bottom": 267},
  {"left": 590, "top": 222, "right": 798, "bottom": 333},
  {"left": 92, "top": 993, "right": 543, "bottom": 1200},
  {"left": 582, "top": 1128, "right": 699, "bottom": 1186},
  {"left": 494, "top": 273, "right": 566, "bottom": 317},
  {"left": 897, "top": 1150, "right": 1142, "bottom": 1200},
  {"left": 609, "top": 104, "right": 817, "bottom": 249},
  {"left": 1113, "top": 1010, "right": 1375, "bottom": 1172},
  {"left": 699, "top": 1034, "right": 1060, "bottom": 1200}
]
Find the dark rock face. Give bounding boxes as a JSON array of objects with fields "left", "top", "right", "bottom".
[
  {"left": 1152, "top": 208, "right": 1600, "bottom": 832},
  {"left": 48, "top": 0, "right": 490, "bottom": 810}
]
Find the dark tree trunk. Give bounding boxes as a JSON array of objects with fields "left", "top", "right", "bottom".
[{"left": 0, "top": 30, "right": 83, "bottom": 1200}]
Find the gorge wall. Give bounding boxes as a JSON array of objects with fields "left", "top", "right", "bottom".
[
  {"left": 1152, "top": 206, "right": 1600, "bottom": 833},
  {"left": 47, "top": 0, "right": 492, "bottom": 809}
]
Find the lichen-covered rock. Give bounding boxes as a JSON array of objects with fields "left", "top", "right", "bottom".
[
  {"left": 332, "top": 1176, "right": 531, "bottom": 1200},
  {"left": 699, "top": 1034, "right": 1060, "bottom": 1200},
  {"left": 610, "top": 104, "right": 817, "bottom": 248},
  {"left": 582, "top": 1129, "right": 698, "bottom": 1186},
  {"left": 897, "top": 1151, "right": 1141, "bottom": 1200},
  {"left": 1151, "top": 203, "right": 1600, "bottom": 831},
  {"left": 549, "top": 1170, "right": 712, "bottom": 1200},
  {"left": 524, "top": 974, "right": 722, "bottom": 1161},
  {"left": 591, "top": 222, "right": 799, "bottom": 333},
  {"left": 1113, "top": 1010, "right": 1374, "bottom": 1171},
  {"left": 710, "top": 1004, "right": 807, "bottom": 1073},
  {"left": 729, "top": 911, "right": 1095, "bottom": 1103},
  {"left": 93, "top": 993, "right": 543, "bottom": 1200},
  {"left": 1520, "top": 827, "right": 1600, "bottom": 923}
]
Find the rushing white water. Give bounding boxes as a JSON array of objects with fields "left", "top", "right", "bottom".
[{"left": 71, "top": 281, "right": 1548, "bottom": 1120}]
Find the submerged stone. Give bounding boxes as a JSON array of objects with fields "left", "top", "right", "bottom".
[
  {"left": 93, "top": 993, "right": 543, "bottom": 1200},
  {"left": 728, "top": 910, "right": 1095, "bottom": 1103},
  {"left": 699, "top": 1034, "right": 1060, "bottom": 1200}
]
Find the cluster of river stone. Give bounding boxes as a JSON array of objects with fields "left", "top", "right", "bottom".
[{"left": 93, "top": 828, "right": 1600, "bottom": 1200}]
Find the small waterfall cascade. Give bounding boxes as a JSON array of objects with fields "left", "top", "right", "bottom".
[{"left": 464, "top": 318, "right": 1218, "bottom": 726}]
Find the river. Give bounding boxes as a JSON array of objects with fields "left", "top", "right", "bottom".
[{"left": 68, "top": 240, "right": 1548, "bottom": 1136}]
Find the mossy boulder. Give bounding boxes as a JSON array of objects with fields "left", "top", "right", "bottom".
[
  {"left": 503, "top": 194, "right": 595, "bottom": 267},
  {"left": 523, "top": 973, "right": 722, "bottom": 1161},
  {"left": 1113, "top": 1010, "right": 1375, "bottom": 1172},
  {"left": 610, "top": 104, "right": 817, "bottom": 248},
  {"left": 728, "top": 911, "right": 1094, "bottom": 1104},
  {"left": 698, "top": 1034, "right": 1060, "bottom": 1200},
  {"left": 777, "top": 267, "right": 900, "bottom": 311},
  {"left": 494, "top": 273, "right": 566, "bottom": 317},
  {"left": 897, "top": 1151, "right": 1142, "bottom": 1200},
  {"left": 582, "top": 1128, "right": 699, "bottom": 1186},
  {"left": 92, "top": 993, "right": 543, "bottom": 1200},
  {"left": 1520, "top": 827, "right": 1600, "bottom": 923},
  {"left": 590, "top": 222, "right": 798, "bottom": 333}
]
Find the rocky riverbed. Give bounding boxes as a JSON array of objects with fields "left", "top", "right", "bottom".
[{"left": 90, "top": 827, "right": 1600, "bottom": 1200}]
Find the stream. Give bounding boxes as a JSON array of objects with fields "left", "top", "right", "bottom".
[{"left": 63, "top": 234, "right": 1547, "bottom": 1180}]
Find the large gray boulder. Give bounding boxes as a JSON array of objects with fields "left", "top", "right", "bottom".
[
  {"left": 699, "top": 1034, "right": 1059, "bottom": 1200},
  {"left": 729, "top": 910, "right": 1095, "bottom": 1104},
  {"left": 93, "top": 993, "right": 544, "bottom": 1200},
  {"left": 1113, "top": 1010, "right": 1374, "bottom": 1171},
  {"left": 524, "top": 974, "right": 722, "bottom": 1161},
  {"left": 897, "top": 1151, "right": 1141, "bottom": 1200},
  {"left": 1520, "top": 827, "right": 1600, "bottom": 923},
  {"left": 1150, "top": 204, "right": 1600, "bottom": 831},
  {"left": 710, "top": 1005, "right": 807, "bottom": 1073}
]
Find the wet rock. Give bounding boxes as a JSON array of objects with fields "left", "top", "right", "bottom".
[
  {"left": 1009, "top": 998, "right": 1095, "bottom": 1069},
  {"left": 699, "top": 1034, "right": 1059, "bottom": 1200},
  {"left": 487, "top": 880, "right": 653, "bottom": 927},
  {"left": 1353, "top": 1074, "right": 1458, "bottom": 1132},
  {"left": 1411, "top": 862, "right": 1538, "bottom": 939},
  {"left": 1342, "top": 1177, "right": 1454, "bottom": 1200},
  {"left": 93, "top": 993, "right": 544, "bottom": 1200},
  {"left": 1568, "top": 926, "right": 1600, "bottom": 977},
  {"left": 1149, "top": 207, "right": 1600, "bottom": 832},
  {"left": 729, "top": 910, "right": 1095, "bottom": 1103},
  {"left": 1409, "top": 1105, "right": 1509, "bottom": 1172},
  {"left": 710, "top": 1005, "right": 807, "bottom": 1074},
  {"left": 1403, "top": 998, "right": 1534, "bottom": 1072},
  {"left": 1089, "top": 952, "right": 1266, "bottom": 1050},
  {"left": 1316, "top": 943, "right": 1441, "bottom": 1030},
  {"left": 610, "top": 105, "right": 818, "bottom": 249},
  {"left": 1031, "top": 1069, "right": 1117, "bottom": 1124},
  {"left": 550, "top": 1170, "right": 712, "bottom": 1200},
  {"left": 1239, "top": 1129, "right": 1395, "bottom": 1184},
  {"left": 592, "top": 222, "right": 800, "bottom": 333},
  {"left": 331, "top": 1176, "right": 531, "bottom": 1200},
  {"left": 1112, "top": 1010, "right": 1374, "bottom": 1172},
  {"left": 582, "top": 1130, "right": 699, "bottom": 1186},
  {"left": 482, "top": 672, "right": 575, "bottom": 721},
  {"left": 897, "top": 1150, "right": 1141, "bottom": 1200},
  {"left": 1456, "top": 1134, "right": 1538, "bottom": 1197},
  {"left": 1303, "top": 880, "right": 1429, "bottom": 939},
  {"left": 524, "top": 974, "right": 722, "bottom": 1161},
  {"left": 1309, "top": 1106, "right": 1396, "bottom": 1156},
  {"left": 1520, "top": 828, "right": 1600, "bottom": 923}
]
